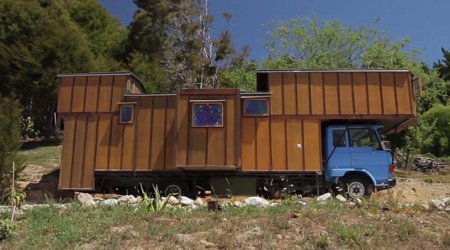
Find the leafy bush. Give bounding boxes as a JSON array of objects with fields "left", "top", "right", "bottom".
[
  {"left": 406, "top": 104, "right": 450, "bottom": 157},
  {"left": 0, "top": 219, "right": 16, "bottom": 241},
  {"left": 0, "top": 96, "right": 23, "bottom": 201}
]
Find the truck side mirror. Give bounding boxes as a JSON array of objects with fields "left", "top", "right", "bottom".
[{"left": 381, "top": 141, "right": 391, "bottom": 151}]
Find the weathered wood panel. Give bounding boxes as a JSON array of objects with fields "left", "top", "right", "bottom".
[
  {"left": 97, "top": 76, "right": 113, "bottom": 112},
  {"left": 57, "top": 77, "right": 73, "bottom": 113},
  {"left": 151, "top": 97, "right": 167, "bottom": 170},
  {"left": 255, "top": 118, "right": 270, "bottom": 170},
  {"left": 283, "top": 73, "right": 296, "bottom": 114},
  {"left": 226, "top": 96, "right": 237, "bottom": 166},
  {"left": 165, "top": 96, "right": 176, "bottom": 169},
  {"left": 303, "top": 120, "right": 321, "bottom": 170},
  {"left": 296, "top": 72, "right": 310, "bottom": 115},
  {"left": 95, "top": 117, "right": 111, "bottom": 170},
  {"left": 109, "top": 116, "right": 122, "bottom": 170},
  {"left": 59, "top": 117, "right": 75, "bottom": 188},
  {"left": 395, "top": 73, "right": 412, "bottom": 114},
  {"left": 121, "top": 122, "right": 135, "bottom": 170},
  {"left": 71, "top": 77, "right": 87, "bottom": 112},
  {"left": 207, "top": 128, "right": 226, "bottom": 166},
  {"left": 271, "top": 120, "right": 286, "bottom": 170},
  {"left": 188, "top": 128, "right": 207, "bottom": 166},
  {"left": 241, "top": 118, "right": 256, "bottom": 170},
  {"left": 310, "top": 73, "right": 324, "bottom": 115},
  {"left": 270, "top": 73, "right": 283, "bottom": 114},
  {"left": 381, "top": 73, "right": 397, "bottom": 114},
  {"left": 176, "top": 96, "right": 189, "bottom": 166},
  {"left": 324, "top": 73, "right": 339, "bottom": 115},
  {"left": 71, "top": 117, "right": 87, "bottom": 187},
  {"left": 353, "top": 73, "right": 368, "bottom": 114},
  {"left": 111, "top": 76, "right": 126, "bottom": 112},
  {"left": 367, "top": 73, "right": 382, "bottom": 114},
  {"left": 286, "top": 119, "right": 303, "bottom": 170},
  {"left": 135, "top": 97, "right": 152, "bottom": 170},
  {"left": 82, "top": 117, "right": 97, "bottom": 188},
  {"left": 85, "top": 76, "right": 100, "bottom": 112},
  {"left": 338, "top": 73, "right": 354, "bottom": 115}
]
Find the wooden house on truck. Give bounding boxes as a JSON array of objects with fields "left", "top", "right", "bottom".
[{"left": 57, "top": 70, "right": 420, "bottom": 198}]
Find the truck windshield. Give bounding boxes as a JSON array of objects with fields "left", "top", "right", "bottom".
[{"left": 349, "top": 128, "right": 381, "bottom": 150}]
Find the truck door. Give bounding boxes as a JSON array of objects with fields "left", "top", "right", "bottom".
[
  {"left": 348, "top": 128, "right": 389, "bottom": 183},
  {"left": 325, "top": 128, "right": 351, "bottom": 180}
]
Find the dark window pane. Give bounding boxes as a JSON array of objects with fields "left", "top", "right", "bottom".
[
  {"left": 244, "top": 99, "right": 269, "bottom": 116},
  {"left": 120, "top": 105, "right": 133, "bottom": 123},
  {"left": 333, "top": 129, "right": 347, "bottom": 147},
  {"left": 192, "top": 103, "right": 223, "bottom": 127},
  {"left": 349, "top": 128, "right": 380, "bottom": 149}
]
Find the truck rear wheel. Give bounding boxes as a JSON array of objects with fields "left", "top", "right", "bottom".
[{"left": 344, "top": 177, "right": 372, "bottom": 199}]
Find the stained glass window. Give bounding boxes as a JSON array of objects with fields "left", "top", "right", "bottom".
[
  {"left": 192, "top": 103, "right": 223, "bottom": 127},
  {"left": 119, "top": 104, "right": 134, "bottom": 124},
  {"left": 243, "top": 99, "right": 269, "bottom": 116}
]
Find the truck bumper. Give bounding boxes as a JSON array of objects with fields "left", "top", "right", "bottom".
[{"left": 388, "top": 178, "right": 396, "bottom": 187}]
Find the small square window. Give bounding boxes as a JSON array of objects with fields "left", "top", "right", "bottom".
[
  {"left": 243, "top": 99, "right": 269, "bottom": 116},
  {"left": 192, "top": 103, "right": 223, "bottom": 127},
  {"left": 119, "top": 104, "right": 134, "bottom": 124}
]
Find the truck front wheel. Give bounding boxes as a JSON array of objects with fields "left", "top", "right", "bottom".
[{"left": 344, "top": 177, "right": 372, "bottom": 199}]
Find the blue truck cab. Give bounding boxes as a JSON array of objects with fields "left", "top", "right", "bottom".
[{"left": 324, "top": 124, "right": 396, "bottom": 198}]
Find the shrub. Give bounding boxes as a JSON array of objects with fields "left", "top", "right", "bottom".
[
  {"left": 0, "top": 95, "right": 23, "bottom": 201},
  {"left": 0, "top": 219, "right": 16, "bottom": 241}
]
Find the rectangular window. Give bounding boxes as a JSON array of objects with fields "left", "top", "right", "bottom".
[
  {"left": 332, "top": 129, "right": 347, "bottom": 147},
  {"left": 243, "top": 99, "right": 269, "bottom": 116},
  {"left": 192, "top": 103, "right": 223, "bottom": 127},
  {"left": 349, "top": 128, "right": 381, "bottom": 149},
  {"left": 119, "top": 104, "right": 135, "bottom": 124}
]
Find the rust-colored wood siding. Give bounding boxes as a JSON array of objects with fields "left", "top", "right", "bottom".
[
  {"left": 176, "top": 89, "right": 239, "bottom": 168},
  {"left": 265, "top": 71, "right": 416, "bottom": 118},
  {"left": 57, "top": 73, "right": 149, "bottom": 190},
  {"left": 241, "top": 117, "right": 322, "bottom": 171}
]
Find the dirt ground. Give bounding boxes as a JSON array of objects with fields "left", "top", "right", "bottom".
[{"left": 373, "top": 177, "right": 450, "bottom": 204}]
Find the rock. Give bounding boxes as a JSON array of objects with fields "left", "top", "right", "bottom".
[
  {"left": 194, "top": 197, "right": 205, "bottom": 206},
  {"left": 244, "top": 196, "right": 269, "bottom": 207},
  {"left": 316, "top": 192, "right": 332, "bottom": 201},
  {"left": 200, "top": 239, "right": 216, "bottom": 248},
  {"left": 348, "top": 202, "right": 356, "bottom": 208},
  {"left": 421, "top": 204, "right": 430, "bottom": 210},
  {"left": 276, "top": 234, "right": 283, "bottom": 240},
  {"left": 167, "top": 196, "right": 180, "bottom": 205},
  {"left": 100, "top": 199, "right": 118, "bottom": 206},
  {"left": 179, "top": 196, "right": 195, "bottom": 206},
  {"left": 431, "top": 199, "right": 445, "bottom": 209},
  {"left": 233, "top": 201, "right": 244, "bottom": 207},
  {"left": 298, "top": 199, "right": 308, "bottom": 206},
  {"left": 175, "top": 233, "right": 193, "bottom": 243},
  {"left": 354, "top": 198, "right": 362, "bottom": 204},
  {"left": 336, "top": 194, "right": 347, "bottom": 202},
  {"left": 118, "top": 195, "right": 139, "bottom": 204},
  {"left": 77, "top": 193, "right": 95, "bottom": 207},
  {"left": 442, "top": 197, "right": 450, "bottom": 206}
]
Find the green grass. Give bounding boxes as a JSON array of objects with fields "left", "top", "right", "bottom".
[
  {"left": 1, "top": 199, "right": 448, "bottom": 249},
  {"left": 17, "top": 141, "right": 61, "bottom": 169}
]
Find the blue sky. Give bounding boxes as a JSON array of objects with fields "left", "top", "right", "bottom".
[{"left": 99, "top": 0, "right": 449, "bottom": 66}]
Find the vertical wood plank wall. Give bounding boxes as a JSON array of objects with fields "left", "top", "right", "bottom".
[
  {"left": 176, "top": 91, "right": 238, "bottom": 168},
  {"left": 57, "top": 74, "right": 169, "bottom": 190},
  {"left": 240, "top": 71, "right": 415, "bottom": 172},
  {"left": 267, "top": 71, "right": 414, "bottom": 117}
]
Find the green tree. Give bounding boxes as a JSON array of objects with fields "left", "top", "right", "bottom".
[
  {"left": 0, "top": 0, "right": 124, "bottom": 136},
  {"left": 126, "top": 0, "right": 248, "bottom": 91},
  {"left": 0, "top": 95, "right": 22, "bottom": 201}
]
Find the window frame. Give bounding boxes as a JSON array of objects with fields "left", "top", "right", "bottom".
[
  {"left": 242, "top": 98, "right": 270, "bottom": 117},
  {"left": 191, "top": 101, "right": 224, "bottom": 128},
  {"left": 118, "top": 102, "right": 136, "bottom": 124}
]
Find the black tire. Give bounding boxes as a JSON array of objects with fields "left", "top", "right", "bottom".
[
  {"left": 344, "top": 176, "right": 372, "bottom": 199},
  {"left": 163, "top": 181, "right": 189, "bottom": 197}
]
